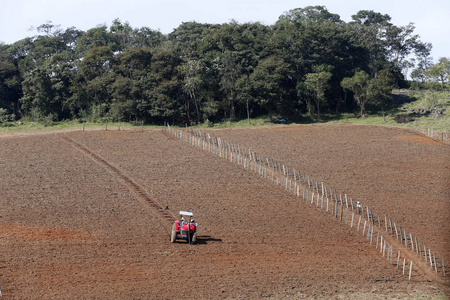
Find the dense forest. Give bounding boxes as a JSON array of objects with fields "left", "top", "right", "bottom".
[{"left": 0, "top": 6, "right": 447, "bottom": 125}]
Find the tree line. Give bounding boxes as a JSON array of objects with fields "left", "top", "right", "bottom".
[{"left": 0, "top": 6, "right": 445, "bottom": 125}]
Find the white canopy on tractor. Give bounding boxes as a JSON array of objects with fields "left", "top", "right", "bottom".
[{"left": 179, "top": 211, "right": 193, "bottom": 217}]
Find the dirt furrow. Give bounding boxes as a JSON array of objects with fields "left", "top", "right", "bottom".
[{"left": 60, "top": 135, "right": 175, "bottom": 232}]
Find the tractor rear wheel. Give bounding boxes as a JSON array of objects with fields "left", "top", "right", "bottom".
[{"left": 170, "top": 224, "right": 177, "bottom": 243}]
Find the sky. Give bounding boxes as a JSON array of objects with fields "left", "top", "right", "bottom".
[{"left": 1, "top": 0, "right": 448, "bottom": 62}]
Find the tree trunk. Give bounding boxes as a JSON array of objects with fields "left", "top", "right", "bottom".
[
  {"left": 194, "top": 97, "right": 200, "bottom": 124},
  {"left": 317, "top": 100, "right": 320, "bottom": 120},
  {"left": 246, "top": 99, "right": 250, "bottom": 124}
]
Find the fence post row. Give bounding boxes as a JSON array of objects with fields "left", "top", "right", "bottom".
[
  {"left": 165, "top": 125, "right": 446, "bottom": 279},
  {"left": 426, "top": 128, "right": 449, "bottom": 143}
]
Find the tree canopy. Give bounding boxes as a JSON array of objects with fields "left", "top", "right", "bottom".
[{"left": 0, "top": 7, "right": 441, "bottom": 125}]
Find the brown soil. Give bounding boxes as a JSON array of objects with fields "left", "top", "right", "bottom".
[
  {"left": 0, "top": 124, "right": 448, "bottom": 299},
  {"left": 212, "top": 124, "right": 450, "bottom": 260}
]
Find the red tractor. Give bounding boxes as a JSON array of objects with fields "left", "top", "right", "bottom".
[{"left": 171, "top": 211, "right": 197, "bottom": 244}]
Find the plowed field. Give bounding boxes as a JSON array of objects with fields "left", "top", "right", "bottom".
[{"left": 0, "top": 124, "right": 448, "bottom": 299}]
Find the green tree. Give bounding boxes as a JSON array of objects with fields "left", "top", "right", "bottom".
[
  {"left": 426, "top": 57, "right": 450, "bottom": 89},
  {"left": 305, "top": 70, "right": 332, "bottom": 119},
  {"left": 181, "top": 58, "right": 205, "bottom": 123},
  {"left": 76, "top": 26, "right": 113, "bottom": 56},
  {"left": 76, "top": 46, "right": 116, "bottom": 120},
  {"left": 216, "top": 50, "right": 242, "bottom": 120},
  {"left": 349, "top": 11, "right": 431, "bottom": 86},
  {"left": 367, "top": 70, "right": 394, "bottom": 120},
  {"left": 146, "top": 50, "right": 183, "bottom": 123},
  {"left": 0, "top": 44, "right": 22, "bottom": 118},
  {"left": 410, "top": 56, "right": 433, "bottom": 89},
  {"left": 20, "top": 67, "right": 55, "bottom": 120},
  {"left": 249, "top": 55, "right": 290, "bottom": 121},
  {"left": 235, "top": 74, "right": 253, "bottom": 124},
  {"left": 110, "top": 48, "right": 153, "bottom": 121},
  {"left": 273, "top": 6, "right": 359, "bottom": 113},
  {"left": 341, "top": 71, "right": 371, "bottom": 116},
  {"left": 348, "top": 10, "right": 392, "bottom": 76}
]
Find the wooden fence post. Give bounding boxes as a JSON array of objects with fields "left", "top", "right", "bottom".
[
  {"left": 370, "top": 226, "right": 374, "bottom": 245},
  {"left": 409, "top": 261, "right": 413, "bottom": 280},
  {"left": 424, "top": 244, "right": 427, "bottom": 263},
  {"left": 433, "top": 254, "right": 438, "bottom": 272},
  {"left": 399, "top": 226, "right": 403, "bottom": 244},
  {"left": 418, "top": 239, "right": 422, "bottom": 258},
  {"left": 429, "top": 249, "right": 432, "bottom": 267},
  {"left": 335, "top": 196, "right": 338, "bottom": 218},
  {"left": 403, "top": 258, "right": 406, "bottom": 275},
  {"left": 363, "top": 220, "right": 367, "bottom": 235},
  {"left": 443, "top": 257, "right": 446, "bottom": 277},
  {"left": 390, "top": 245, "right": 393, "bottom": 264},
  {"left": 334, "top": 189, "right": 338, "bottom": 208},
  {"left": 415, "top": 236, "right": 419, "bottom": 255}
]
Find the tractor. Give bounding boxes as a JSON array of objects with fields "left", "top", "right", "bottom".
[{"left": 171, "top": 211, "right": 197, "bottom": 244}]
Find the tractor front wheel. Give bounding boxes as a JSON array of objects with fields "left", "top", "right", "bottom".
[{"left": 170, "top": 225, "right": 177, "bottom": 243}]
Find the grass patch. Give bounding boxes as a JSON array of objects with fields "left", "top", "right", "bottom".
[
  {"left": 2, "top": 90, "right": 449, "bottom": 133},
  {"left": 184, "top": 116, "right": 276, "bottom": 129},
  {"left": 0, "top": 120, "right": 160, "bottom": 133}
]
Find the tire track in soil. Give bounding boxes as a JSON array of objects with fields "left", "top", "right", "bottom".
[{"left": 61, "top": 135, "right": 175, "bottom": 235}]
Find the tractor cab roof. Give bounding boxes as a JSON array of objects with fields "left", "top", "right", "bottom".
[{"left": 179, "top": 211, "right": 193, "bottom": 217}]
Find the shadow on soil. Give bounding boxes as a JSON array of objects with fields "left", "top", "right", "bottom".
[
  {"left": 171, "top": 236, "right": 222, "bottom": 245},
  {"left": 196, "top": 236, "right": 222, "bottom": 245}
]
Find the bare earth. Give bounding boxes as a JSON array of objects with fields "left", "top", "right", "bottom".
[{"left": 0, "top": 124, "right": 448, "bottom": 299}]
